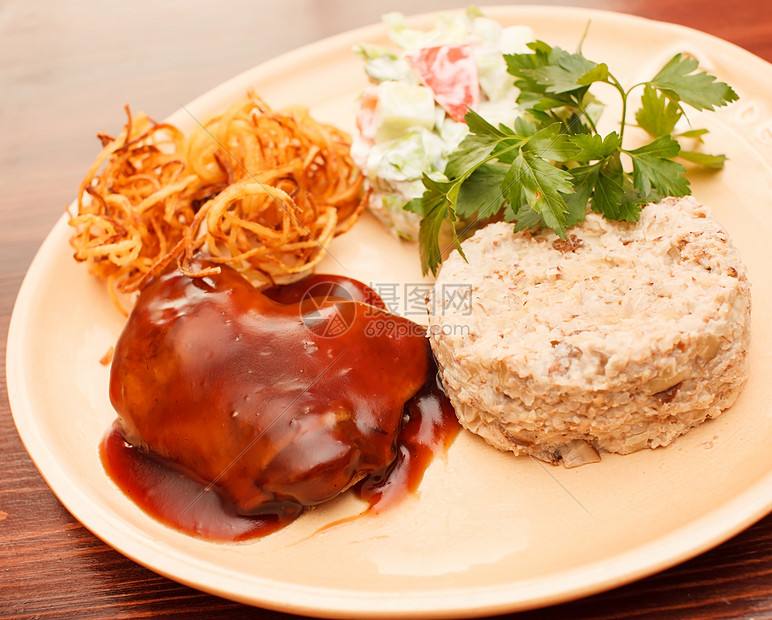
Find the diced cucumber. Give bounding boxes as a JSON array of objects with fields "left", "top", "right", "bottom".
[{"left": 374, "top": 81, "right": 437, "bottom": 143}]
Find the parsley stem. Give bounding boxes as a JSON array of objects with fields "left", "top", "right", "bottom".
[
  {"left": 607, "top": 75, "right": 629, "bottom": 142},
  {"left": 574, "top": 102, "right": 598, "bottom": 134}
]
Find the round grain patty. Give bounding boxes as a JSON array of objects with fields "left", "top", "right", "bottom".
[{"left": 427, "top": 196, "right": 751, "bottom": 466}]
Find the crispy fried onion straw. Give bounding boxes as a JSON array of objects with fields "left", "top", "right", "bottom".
[
  {"left": 68, "top": 92, "right": 366, "bottom": 313},
  {"left": 68, "top": 108, "right": 199, "bottom": 311},
  {"left": 178, "top": 174, "right": 338, "bottom": 283}
]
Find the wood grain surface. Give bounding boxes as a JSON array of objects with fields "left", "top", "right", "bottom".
[{"left": 2, "top": 1, "right": 771, "bottom": 618}]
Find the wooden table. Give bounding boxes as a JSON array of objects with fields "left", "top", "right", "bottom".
[{"left": 2, "top": 1, "right": 771, "bottom": 617}]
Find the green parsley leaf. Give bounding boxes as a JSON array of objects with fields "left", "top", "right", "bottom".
[
  {"left": 444, "top": 133, "right": 500, "bottom": 179},
  {"left": 502, "top": 150, "right": 574, "bottom": 235},
  {"left": 524, "top": 45, "right": 597, "bottom": 94},
  {"left": 521, "top": 122, "right": 582, "bottom": 162},
  {"left": 569, "top": 131, "right": 621, "bottom": 163},
  {"left": 465, "top": 108, "right": 507, "bottom": 137},
  {"left": 411, "top": 33, "right": 739, "bottom": 275},
  {"left": 409, "top": 175, "right": 464, "bottom": 275},
  {"left": 626, "top": 135, "right": 690, "bottom": 197},
  {"left": 635, "top": 85, "right": 728, "bottom": 170},
  {"left": 593, "top": 153, "right": 643, "bottom": 221},
  {"left": 677, "top": 128, "right": 709, "bottom": 141},
  {"left": 576, "top": 62, "right": 610, "bottom": 87},
  {"left": 455, "top": 164, "right": 508, "bottom": 219},
  {"left": 649, "top": 53, "right": 739, "bottom": 111},
  {"left": 562, "top": 163, "right": 599, "bottom": 224},
  {"left": 678, "top": 150, "right": 728, "bottom": 169},
  {"left": 417, "top": 208, "right": 448, "bottom": 279},
  {"left": 511, "top": 204, "right": 549, "bottom": 232},
  {"left": 636, "top": 84, "right": 682, "bottom": 137}
]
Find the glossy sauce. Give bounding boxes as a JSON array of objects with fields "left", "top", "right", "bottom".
[
  {"left": 356, "top": 370, "right": 459, "bottom": 513},
  {"left": 101, "top": 264, "right": 459, "bottom": 542}
]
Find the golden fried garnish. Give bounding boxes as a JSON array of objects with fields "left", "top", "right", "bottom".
[
  {"left": 69, "top": 92, "right": 365, "bottom": 313},
  {"left": 68, "top": 108, "right": 199, "bottom": 311}
]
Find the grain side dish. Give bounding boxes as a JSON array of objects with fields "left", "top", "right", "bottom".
[{"left": 427, "top": 196, "right": 751, "bottom": 466}]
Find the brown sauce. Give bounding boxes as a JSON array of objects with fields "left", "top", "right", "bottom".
[
  {"left": 356, "top": 371, "right": 458, "bottom": 513},
  {"left": 101, "top": 264, "right": 459, "bottom": 542},
  {"left": 101, "top": 423, "right": 290, "bottom": 540}
]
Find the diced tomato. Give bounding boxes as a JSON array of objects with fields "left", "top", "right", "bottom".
[
  {"left": 405, "top": 44, "right": 479, "bottom": 123},
  {"left": 356, "top": 86, "right": 380, "bottom": 141}
]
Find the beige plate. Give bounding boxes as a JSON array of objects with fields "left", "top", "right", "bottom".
[{"left": 7, "top": 6, "right": 772, "bottom": 618}]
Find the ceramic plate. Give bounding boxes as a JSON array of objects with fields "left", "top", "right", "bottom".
[{"left": 8, "top": 6, "right": 772, "bottom": 618}]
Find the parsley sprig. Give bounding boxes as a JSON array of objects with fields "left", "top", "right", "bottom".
[{"left": 407, "top": 40, "right": 738, "bottom": 275}]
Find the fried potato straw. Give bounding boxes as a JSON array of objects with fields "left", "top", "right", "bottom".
[
  {"left": 68, "top": 92, "right": 365, "bottom": 313},
  {"left": 68, "top": 110, "right": 198, "bottom": 310}
]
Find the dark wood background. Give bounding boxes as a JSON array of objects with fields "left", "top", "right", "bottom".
[{"left": 2, "top": 1, "right": 771, "bottom": 618}]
